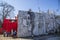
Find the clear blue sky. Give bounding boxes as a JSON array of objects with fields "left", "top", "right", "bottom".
[
  {"left": 0, "top": 0, "right": 59, "bottom": 15},
  {"left": 58, "top": 0, "right": 60, "bottom": 9}
]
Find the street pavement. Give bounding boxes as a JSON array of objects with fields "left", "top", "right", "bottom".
[{"left": 0, "top": 34, "right": 60, "bottom": 40}]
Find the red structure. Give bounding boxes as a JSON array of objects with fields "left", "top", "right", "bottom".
[
  {"left": 2, "top": 18, "right": 17, "bottom": 36},
  {"left": 0, "top": 28, "right": 3, "bottom": 34}
]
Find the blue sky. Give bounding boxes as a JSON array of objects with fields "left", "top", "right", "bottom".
[
  {"left": 0, "top": 0, "right": 59, "bottom": 15},
  {"left": 58, "top": 0, "right": 60, "bottom": 9}
]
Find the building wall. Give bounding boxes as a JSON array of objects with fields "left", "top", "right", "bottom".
[{"left": 17, "top": 10, "right": 57, "bottom": 37}]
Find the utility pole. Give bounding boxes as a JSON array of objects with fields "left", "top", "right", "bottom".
[{"left": 37, "top": 0, "right": 40, "bottom": 13}]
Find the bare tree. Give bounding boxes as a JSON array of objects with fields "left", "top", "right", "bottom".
[{"left": 0, "top": 2, "right": 14, "bottom": 22}]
